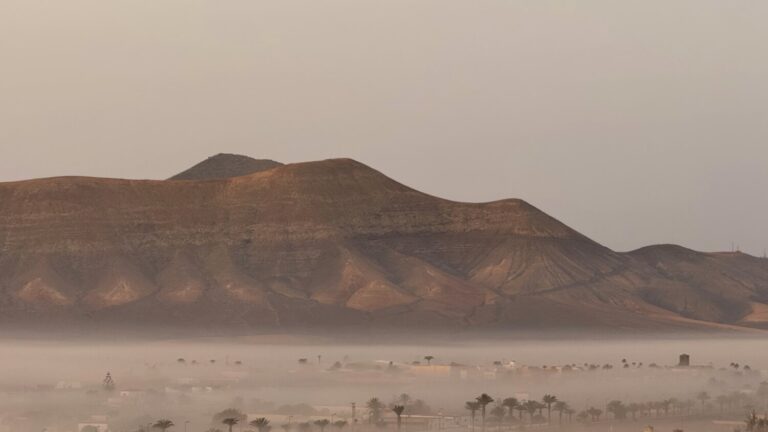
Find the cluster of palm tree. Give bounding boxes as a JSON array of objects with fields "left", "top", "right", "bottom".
[
  {"left": 147, "top": 379, "right": 768, "bottom": 432},
  {"left": 150, "top": 416, "right": 281, "bottom": 432},
  {"left": 604, "top": 399, "right": 682, "bottom": 421},
  {"left": 210, "top": 416, "right": 342, "bottom": 432},
  {"left": 598, "top": 391, "right": 761, "bottom": 423},
  {"left": 366, "top": 395, "right": 427, "bottom": 427},
  {"left": 367, "top": 397, "right": 385, "bottom": 425},
  {"left": 461, "top": 389, "right": 755, "bottom": 430},
  {"left": 283, "top": 421, "right": 336, "bottom": 432},
  {"left": 744, "top": 410, "right": 768, "bottom": 432},
  {"left": 465, "top": 393, "right": 575, "bottom": 431},
  {"left": 575, "top": 407, "right": 602, "bottom": 423},
  {"left": 362, "top": 395, "right": 420, "bottom": 431},
  {"left": 175, "top": 358, "right": 225, "bottom": 366},
  {"left": 712, "top": 391, "right": 764, "bottom": 414},
  {"left": 575, "top": 397, "right": 695, "bottom": 425}
]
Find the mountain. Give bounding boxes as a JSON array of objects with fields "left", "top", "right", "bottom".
[
  {"left": 1, "top": 155, "right": 767, "bottom": 333},
  {"left": 169, "top": 153, "right": 283, "bottom": 180},
  {"left": 628, "top": 245, "right": 768, "bottom": 327}
]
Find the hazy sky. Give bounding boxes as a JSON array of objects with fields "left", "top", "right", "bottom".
[{"left": 1, "top": 1, "right": 766, "bottom": 254}]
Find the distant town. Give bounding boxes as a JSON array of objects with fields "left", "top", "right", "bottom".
[{"left": 2, "top": 350, "right": 764, "bottom": 432}]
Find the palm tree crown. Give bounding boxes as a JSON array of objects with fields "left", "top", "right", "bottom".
[
  {"left": 313, "top": 419, "right": 330, "bottom": 432},
  {"left": 367, "top": 397, "right": 385, "bottom": 424},
  {"left": 222, "top": 418, "right": 239, "bottom": 432},
  {"left": 466, "top": 401, "right": 481, "bottom": 432},
  {"left": 476, "top": 394, "right": 494, "bottom": 432},
  {"left": 542, "top": 395, "right": 557, "bottom": 423},
  {"left": 250, "top": 418, "right": 271, "bottom": 432},
  {"left": 153, "top": 420, "right": 175, "bottom": 432}
]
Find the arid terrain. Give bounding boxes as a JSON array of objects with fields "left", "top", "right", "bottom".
[{"left": 0, "top": 154, "right": 767, "bottom": 332}]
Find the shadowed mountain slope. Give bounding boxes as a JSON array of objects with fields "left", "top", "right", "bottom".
[
  {"left": 628, "top": 245, "right": 768, "bottom": 326},
  {"left": 1, "top": 156, "right": 767, "bottom": 332}
]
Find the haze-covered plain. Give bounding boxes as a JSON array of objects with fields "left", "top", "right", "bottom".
[{"left": 0, "top": 335, "right": 766, "bottom": 432}]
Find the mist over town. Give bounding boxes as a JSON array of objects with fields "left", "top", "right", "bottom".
[{"left": 2, "top": 2, "right": 768, "bottom": 432}]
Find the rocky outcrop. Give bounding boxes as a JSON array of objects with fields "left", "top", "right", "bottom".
[{"left": 169, "top": 153, "right": 283, "bottom": 180}]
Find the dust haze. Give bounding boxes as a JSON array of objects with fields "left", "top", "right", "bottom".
[
  {"left": 0, "top": 334, "right": 765, "bottom": 432},
  {"left": 2, "top": 2, "right": 766, "bottom": 432}
]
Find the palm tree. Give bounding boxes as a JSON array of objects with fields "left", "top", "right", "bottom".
[
  {"left": 627, "top": 403, "right": 639, "bottom": 420},
  {"left": 250, "top": 418, "right": 271, "bottom": 432},
  {"left": 652, "top": 401, "right": 663, "bottom": 417},
  {"left": 501, "top": 398, "right": 519, "bottom": 429},
  {"left": 222, "top": 418, "right": 239, "bottom": 432},
  {"left": 153, "top": 420, "right": 175, "bottom": 432},
  {"left": 213, "top": 409, "right": 246, "bottom": 425},
  {"left": 524, "top": 400, "right": 538, "bottom": 423},
  {"left": 490, "top": 406, "right": 506, "bottom": 432},
  {"left": 687, "top": 398, "right": 697, "bottom": 415},
  {"left": 659, "top": 400, "right": 668, "bottom": 416},
  {"left": 553, "top": 401, "right": 568, "bottom": 425},
  {"left": 576, "top": 411, "right": 589, "bottom": 424},
  {"left": 542, "top": 395, "right": 557, "bottom": 423},
  {"left": 392, "top": 405, "right": 405, "bottom": 431},
  {"left": 715, "top": 395, "right": 728, "bottom": 413},
  {"left": 668, "top": 398, "right": 680, "bottom": 415},
  {"left": 606, "top": 401, "right": 626, "bottom": 420},
  {"left": 538, "top": 401, "right": 548, "bottom": 417},
  {"left": 465, "top": 401, "right": 481, "bottom": 432},
  {"left": 367, "top": 398, "right": 385, "bottom": 424},
  {"left": 332, "top": 421, "right": 347, "bottom": 431},
  {"left": 514, "top": 405, "right": 526, "bottom": 422},
  {"left": 746, "top": 410, "right": 768, "bottom": 432},
  {"left": 586, "top": 407, "right": 602, "bottom": 422},
  {"left": 476, "top": 394, "right": 494, "bottom": 432},
  {"left": 758, "top": 383, "right": 768, "bottom": 411},
  {"left": 564, "top": 408, "right": 575, "bottom": 424},
  {"left": 314, "top": 419, "right": 330, "bottom": 432},
  {"left": 697, "top": 391, "right": 710, "bottom": 411},
  {"left": 424, "top": 356, "right": 434, "bottom": 365}
]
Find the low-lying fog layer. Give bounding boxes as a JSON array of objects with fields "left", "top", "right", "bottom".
[{"left": 0, "top": 335, "right": 765, "bottom": 432}]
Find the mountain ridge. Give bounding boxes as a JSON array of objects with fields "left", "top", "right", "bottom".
[{"left": 0, "top": 155, "right": 766, "bottom": 332}]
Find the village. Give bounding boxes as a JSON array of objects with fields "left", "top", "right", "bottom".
[{"left": 0, "top": 351, "right": 762, "bottom": 432}]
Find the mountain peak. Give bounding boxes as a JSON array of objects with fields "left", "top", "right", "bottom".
[{"left": 169, "top": 153, "right": 283, "bottom": 180}]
